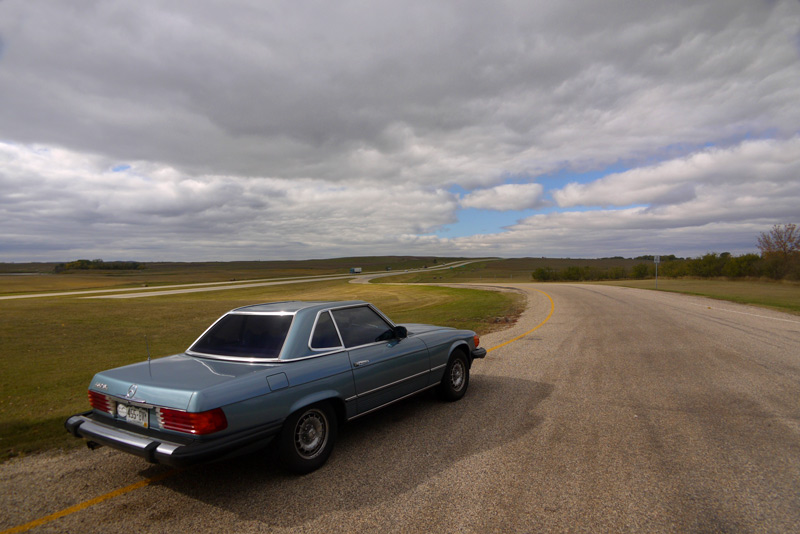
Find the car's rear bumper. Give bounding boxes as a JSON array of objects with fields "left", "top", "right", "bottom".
[{"left": 65, "top": 411, "right": 281, "bottom": 467}]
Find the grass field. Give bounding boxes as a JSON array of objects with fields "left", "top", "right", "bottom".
[
  {"left": 599, "top": 278, "right": 800, "bottom": 314},
  {"left": 0, "top": 256, "right": 469, "bottom": 296},
  {"left": 0, "top": 276, "right": 522, "bottom": 462}
]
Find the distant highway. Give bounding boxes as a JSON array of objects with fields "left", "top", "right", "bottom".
[{"left": 0, "top": 260, "right": 486, "bottom": 300}]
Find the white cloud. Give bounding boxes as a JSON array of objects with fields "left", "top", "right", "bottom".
[
  {"left": 552, "top": 137, "right": 800, "bottom": 208},
  {"left": 0, "top": 1, "right": 799, "bottom": 260},
  {"left": 0, "top": 142, "right": 459, "bottom": 260},
  {"left": 460, "top": 183, "right": 545, "bottom": 211}
]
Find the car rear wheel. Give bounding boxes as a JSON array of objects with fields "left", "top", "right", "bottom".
[
  {"left": 278, "top": 402, "right": 337, "bottom": 474},
  {"left": 438, "top": 351, "right": 469, "bottom": 401}
]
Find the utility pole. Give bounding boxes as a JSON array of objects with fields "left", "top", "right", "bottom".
[{"left": 654, "top": 255, "right": 660, "bottom": 289}]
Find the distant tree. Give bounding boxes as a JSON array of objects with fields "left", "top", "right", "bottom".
[
  {"left": 757, "top": 224, "right": 799, "bottom": 258},
  {"left": 688, "top": 252, "right": 730, "bottom": 278},
  {"left": 757, "top": 224, "right": 800, "bottom": 279},
  {"left": 660, "top": 258, "right": 690, "bottom": 277},
  {"left": 532, "top": 267, "right": 557, "bottom": 281},
  {"left": 631, "top": 263, "right": 650, "bottom": 279},
  {"left": 607, "top": 266, "right": 626, "bottom": 280},
  {"left": 561, "top": 266, "right": 585, "bottom": 281},
  {"left": 54, "top": 259, "right": 144, "bottom": 273},
  {"left": 721, "top": 253, "right": 761, "bottom": 278}
]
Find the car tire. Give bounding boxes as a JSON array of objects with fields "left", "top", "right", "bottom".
[
  {"left": 278, "top": 402, "right": 337, "bottom": 474},
  {"left": 437, "top": 351, "right": 469, "bottom": 402}
]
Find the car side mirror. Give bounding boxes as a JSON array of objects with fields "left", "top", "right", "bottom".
[{"left": 393, "top": 326, "right": 408, "bottom": 339}]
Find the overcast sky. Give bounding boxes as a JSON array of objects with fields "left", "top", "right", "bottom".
[{"left": 1, "top": 0, "right": 799, "bottom": 262}]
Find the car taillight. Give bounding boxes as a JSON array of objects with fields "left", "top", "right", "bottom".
[
  {"left": 88, "top": 390, "right": 113, "bottom": 414},
  {"left": 473, "top": 335, "right": 480, "bottom": 348},
  {"left": 157, "top": 407, "right": 228, "bottom": 435}
]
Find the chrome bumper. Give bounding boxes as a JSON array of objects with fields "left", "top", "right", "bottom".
[
  {"left": 471, "top": 347, "right": 487, "bottom": 359},
  {"left": 65, "top": 412, "right": 281, "bottom": 467}
]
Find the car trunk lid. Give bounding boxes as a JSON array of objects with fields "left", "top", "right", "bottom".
[{"left": 89, "top": 353, "right": 277, "bottom": 411}]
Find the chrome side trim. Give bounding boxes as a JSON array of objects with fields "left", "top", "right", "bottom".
[
  {"left": 431, "top": 363, "right": 447, "bottom": 372},
  {"left": 186, "top": 351, "right": 283, "bottom": 363},
  {"left": 354, "top": 369, "right": 430, "bottom": 398},
  {"left": 347, "top": 383, "right": 438, "bottom": 421},
  {"left": 278, "top": 349, "right": 346, "bottom": 362}
]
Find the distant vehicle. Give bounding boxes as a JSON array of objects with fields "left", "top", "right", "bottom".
[
  {"left": 65, "top": 301, "right": 486, "bottom": 473},
  {"left": 350, "top": 267, "right": 362, "bottom": 273}
]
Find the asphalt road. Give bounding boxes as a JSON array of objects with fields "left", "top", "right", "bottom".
[{"left": 2, "top": 283, "right": 799, "bottom": 533}]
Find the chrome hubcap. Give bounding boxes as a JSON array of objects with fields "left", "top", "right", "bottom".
[
  {"left": 295, "top": 410, "right": 327, "bottom": 459},
  {"left": 450, "top": 360, "right": 465, "bottom": 391}
]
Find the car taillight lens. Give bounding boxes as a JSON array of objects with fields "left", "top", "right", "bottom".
[
  {"left": 473, "top": 335, "right": 480, "bottom": 348},
  {"left": 157, "top": 407, "right": 228, "bottom": 435},
  {"left": 88, "top": 390, "right": 113, "bottom": 414}
]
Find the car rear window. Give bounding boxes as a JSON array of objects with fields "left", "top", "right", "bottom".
[{"left": 190, "top": 314, "right": 293, "bottom": 358}]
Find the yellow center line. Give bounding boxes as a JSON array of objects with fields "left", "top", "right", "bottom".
[
  {"left": 1, "top": 470, "right": 176, "bottom": 534},
  {"left": 3, "top": 287, "right": 554, "bottom": 533},
  {"left": 487, "top": 287, "right": 555, "bottom": 352}
]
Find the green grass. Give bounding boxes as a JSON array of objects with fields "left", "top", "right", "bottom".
[
  {"left": 0, "top": 257, "right": 470, "bottom": 296},
  {"left": 0, "top": 278, "right": 521, "bottom": 462},
  {"left": 597, "top": 279, "right": 800, "bottom": 314}
]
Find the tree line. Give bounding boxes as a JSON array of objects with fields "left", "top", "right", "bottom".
[
  {"left": 532, "top": 224, "right": 800, "bottom": 282},
  {"left": 54, "top": 259, "right": 145, "bottom": 272}
]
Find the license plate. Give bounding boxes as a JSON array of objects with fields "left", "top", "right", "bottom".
[{"left": 125, "top": 405, "right": 149, "bottom": 428}]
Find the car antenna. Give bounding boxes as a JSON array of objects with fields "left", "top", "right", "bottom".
[{"left": 145, "top": 334, "right": 152, "bottom": 377}]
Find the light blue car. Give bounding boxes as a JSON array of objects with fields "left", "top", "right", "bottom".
[{"left": 66, "top": 300, "right": 486, "bottom": 473}]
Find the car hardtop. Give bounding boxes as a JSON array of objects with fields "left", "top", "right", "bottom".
[
  {"left": 187, "top": 300, "right": 399, "bottom": 362},
  {"left": 229, "top": 300, "right": 369, "bottom": 316}
]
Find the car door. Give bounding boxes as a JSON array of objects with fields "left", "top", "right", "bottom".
[{"left": 331, "top": 305, "right": 430, "bottom": 414}]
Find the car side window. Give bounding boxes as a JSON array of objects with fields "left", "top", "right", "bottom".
[
  {"left": 332, "top": 306, "right": 394, "bottom": 348},
  {"left": 310, "top": 311, "right": 342, "bottom": 350}
]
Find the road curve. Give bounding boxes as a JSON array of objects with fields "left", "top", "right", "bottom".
[{"left": 2, "top": 283, "right": 799, "bottom": 533}]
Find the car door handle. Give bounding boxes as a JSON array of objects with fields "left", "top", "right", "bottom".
[{"left": 353, "top": 360, "right": 369, "bottom": 368}]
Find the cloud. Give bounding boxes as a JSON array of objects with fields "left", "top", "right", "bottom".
[
  {"left": 0, "top": 142, "right": 459, "bottom": 260},
  {"left": 552, "top": 137, "right": 800, "bottom": 208},
  {"left": 460, "top": 183, "right": 545, "bottom": 211},
  {"left": 0, "top": 1, "right": 798, "bottom": 260},
  {"left": 2, "top": 0, "right": 798, "bottom": 186}
]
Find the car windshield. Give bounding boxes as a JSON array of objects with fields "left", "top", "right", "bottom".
[{"left": 189, "top": 313, "right": 293, "bottom": 358}]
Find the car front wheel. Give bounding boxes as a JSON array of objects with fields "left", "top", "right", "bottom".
[
  {"left": 278, "top": 402, "right": 337, "bottom": 474},
  {"left": 438, "top": 352, "right": 469, "bottom": 401}
]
